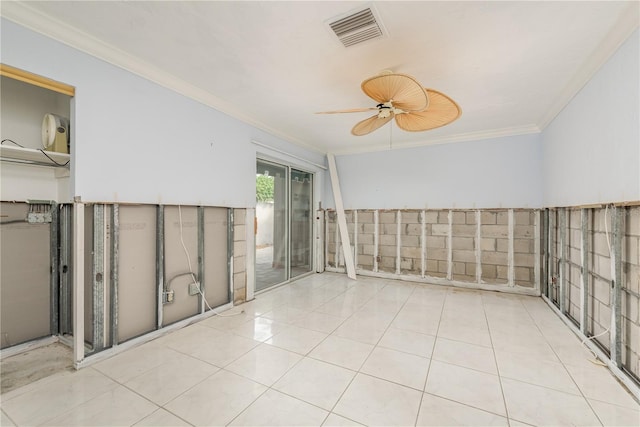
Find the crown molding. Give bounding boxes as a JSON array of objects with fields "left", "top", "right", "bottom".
[
  {"left": 537, "top": 2, "right": 640, "bottom": 130},
  {"left": 329, "top": 124, "right": 541, "bottom": 156},
  {"left": 0, "top": 1, "right": 323, "bottom": 155}
]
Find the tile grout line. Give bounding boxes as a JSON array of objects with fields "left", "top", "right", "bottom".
[
  {"left": 481, "top": 292, "right": 513, "bottom": 424},
  {"left": 519, "top": 296, "right": 608, "bottom": 426},
  {"left": 413, "top": 284, "right": 448, "bottom": 426}
]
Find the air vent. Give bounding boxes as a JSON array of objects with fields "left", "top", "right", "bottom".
[{"left": 329, "top": 8, "right": 385, "bottom": 48}]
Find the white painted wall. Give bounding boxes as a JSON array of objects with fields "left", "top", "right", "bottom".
[
  {"left": 542, "top": 29, "right": 640, "bottom": 206},
  {"left": 1, "top": 19, "right": 325, "bottom": 207},
  {"left": 325, "top": 133, "right": 543, "bottom": 210}
]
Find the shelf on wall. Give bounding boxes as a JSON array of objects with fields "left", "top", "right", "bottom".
[{"left": 1, "top": 145, "right": 70, "bottom": 168}]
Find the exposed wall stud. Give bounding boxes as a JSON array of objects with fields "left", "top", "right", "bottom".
[
  {"left": 476, "top": 210, "right": 482, "bottom": 284},
  {"left": 542, "top": 209, "right": 549, "bottom": 297},
  {"left": 396, "top": 210, "right": 402, "bottom": 275},
  {"left": 548, "top": 209, "right": 556, "bottom": 300},
  {"left": 109, "top": 204, "right": 119, "bottom": 346},
  {"left": 580, "top": 208, "right": 590, "bottom": 335},
  {"left": 59, "top": 204, "right": 73, "bottom": 335},
  {"left": 374, "top": 210, "right": 379, "bottom": 272},
  {"left": 420, "top": 210, "right": 426, "bottom": 278},
  {"left": 610, "top": 206, "right": 623, "bottom": 367},
  {"left": 508, "top": 209, "right": 515, "bottom": 287},
  {"left": 228, "top": 208, "right": 235, "bottom": 303},
  {"left": 559, "top": 208, "right": 567, "bottom": 313},
  {"left": 534, "top": 210, "right": 541, "bottom": 293},
  {"left": 197, "top": 206, "right": 205, "bottom": 313},
  {"left": 335, "top": 210, "right": 340, "bottom": 265},
  {"left": 156, "top": 205, "right": 164, "bottom": 329},
  {"left": 354, "top": 210, "right": 358, "bottom": 268},
  {"left": 246, "top": 208, "right": 256, "bottom": 300},
  {"left": 50, "top": 202, "right": 59, "bottom": 335},
  {"left": 92, "top": 204, "right": 105, "bottom": 352},
  {"left": 447, "top": 210, "right": 453, "bottom": 281},
  {"left": 73, "top": 203, "right": 85, "bottom": 366},
  {"left": 323, "top": 210, "right": 328, "bottom": 269}
]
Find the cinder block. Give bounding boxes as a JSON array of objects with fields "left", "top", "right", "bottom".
[
  {"left": 627, "top": 264, "right": 640, "bottom": 294},
  {"left": 514, "top": 226, "right": 533, "bottom": 239},
  {"left": 384, "top": 224, "right": 397, "bottom": 234},
  {"left": 438, "top": 260, "right": 448, "bottom": 274},
  {"left": 452, "top": 237, "right": 474, "bottom": 250},
  {"left": 598, "top": 303, "right": 612, "bottom": 329},
  {"left": 402, "top": 212, "right": 420, "bottom": 223},
  {"left": 234, "top": 209, "right": 246, "bottom": 225},
  {"left": 514, "top": 239, "right": 533, "bottom": 254},
  {"left": 403, "top": 235, "right": 420, "bottom": 247},
  {"left": 379, "top": 212, "right": 396, "bottom": 224},
  {"left": 452, "top": 225, "right": 476, "bottom": 237},
  {"left": 452, "top": 261, "right": 466, "bottom": 274},
  {"left": 482, "top": 225, "right": 508, "bottom": 238},
  {"left": 234, "top": 240, "right": 247, "bottom": 257},
  {"left": 627, "top": 208, "right": 640, "bottom": 236},
  {"left": 234, "top": 271, "right": 246, "bottom": 290},
  {"left": 405, "top": 224, "right": 421, "bottom": 236},
  {"left": 482, "top": 265, "right": 497, "bottom": 279},
  {"left": 497, "top": 266, "right": 509, "bottom": 280},
  {"left": 481, "top": 211, "right": 497, "bottom": 225},
  {"left": 424, "top": 211, "right": 439, "bottom": 223},
  {"left": 362, "top": 244, "right": 375, "bottom": 256},
  {"left": 380, "top": 256, "right": 396, "bottom": 269},
  {"left": 481, "top": 251, "right": 508, "bottom": 265},
  {"left": 380, "top": 235, "right": 396, "bottom": 246},
  {"left": 453, "top": 250, "right": 475, "bottom": 263},
  {"left": 400, "top": 248, "right": 422, "bottom": 259},
  {"left": 359, "top": 234, "right": 374, "bottom": 245},
  {"left": 426, "top": 236, "right": 446, "bottom": 249},
  {"left": 380, "top": 245, "right": 396, "bottom": 257},
  {"left": 428, "top": 248, "right": 448, "bottom": 261},
  {"left": 593, "top": 233, "right": 610, "bottom": 257},
  {"left": 466, "top": 263, "right": 477, "bottom": 277},
  {"left": 481, "top": 238, "right": 496, "bottom": 251},
  {"left": 234, "top": 287, "right": 246, "bottom": 304},
  {"left": 514, "top": 211, "right": 531, "bottom": 225},
  {"left": 624, "top": 236, "right": 638, "bottom": 264},
  {"left": 452, "top": 211, "right": 466, "bottom": 225},
  {"left": 497, "top": 211, "right": 509, "bottom": 225},
  {"left": 515, "top": 267, "right": 531, "bottom": 283},
  {"left": 400, "top": 258, "right": 414, "bottom": 271},
  {"left": 432, "top": 224, "right": 449, "bottom": 236},
  {"left": 438, "top": 211, "right": 450, "bottom": 224},
  {"left": 426, "top": 260, "right": 438, "bottom": 273},
  {"left": 234, "top": 225, "right": 246, "bottom": 241},
  {"left": 234, "top": 255, "right": 246, "bottom": 273},
  {"left": 596, "top": 254, "right": 612, "bottom": 280},
  {"left": 514, "top": 253, "right": 534, "bottom": 267},
  {"left": 363, "top": 224, "right": 377, "bottom": 234},
  {"left": 360, "top": 211, "right": 375, "bottom": 223},
  {"left": 593, "top": 278, "right": 610, "bottom": 305},
  {"left": 497, "top": 239, "right": 508, "bottom": 253},
  {"left": 466, "top": 211, "right": 477, "bottom": 225}
]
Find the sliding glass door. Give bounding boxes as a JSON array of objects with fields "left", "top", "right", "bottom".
[{"left": 255, "top": 160, "right": 313, "bottom": 291}]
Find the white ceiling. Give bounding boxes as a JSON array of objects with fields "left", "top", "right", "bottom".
[{"left": 3, "top": 1, "right": 638, "bottom": 154}]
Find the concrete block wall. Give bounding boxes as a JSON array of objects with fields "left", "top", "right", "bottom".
[
  {"left": 233, "top": 208, "right": 247, "bottom": 304},
  {"left": 546, "top": 205, "right": 640, "bottom": 381},
  {"left": 622, "top": 207, "right": 640, "bottom": 380},
  {"left": 326, "top": 208, "right": 540, "bottom": 291}
]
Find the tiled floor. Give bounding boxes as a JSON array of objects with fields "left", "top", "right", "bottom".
[{"left": 1, "top": 273, "right": 639, "bottom": 426}]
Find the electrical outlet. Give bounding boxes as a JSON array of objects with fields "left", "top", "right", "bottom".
[
  {"left": 189, "top": 282, "right": 201, "bottom": 296},
  {"left": 163, "top": 290, "right": 175, "bottom": 304}
]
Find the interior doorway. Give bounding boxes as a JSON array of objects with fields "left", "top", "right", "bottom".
[{"left": 255, "top": 159, "right": 313, "bottom": 292}]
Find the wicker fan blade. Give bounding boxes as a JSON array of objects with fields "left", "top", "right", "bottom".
[
  {"left": 315, "top": 107, "right": 378, "bottom": 114},
  {"left": 361, "top": 73, "right": 429, "bottom": 112},
  {"left": 395, "top": 89, "right": 461, "bottom": 132},
  {"left": 351, "top": 113, "right": 394, "bottom": 136}
]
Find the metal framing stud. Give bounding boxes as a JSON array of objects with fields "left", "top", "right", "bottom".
[
  {"left": 559, "top": 207, "right": 567, "bottom": 313},
  {"left": 49, "top": 202, "right": 59, "bottom": 335},
  {"left": 580, "top": 208, "right": 590, "bottom": 335},
  {"left": 228, "top": 208, "right": 234, "bottom": 304},
  {"left": 156, "top": 205, "right": 165, "bottom": 329},
  {"left": 197, "top": 206, "right": 205, "bottom": 313},
  {"left": 110, "top": 204, "right": 119, "bottom": 346},
  {"left": 59, "top": 204, "right": 73, "bottom": 335},
  {"left": 92, "top": 204, "right": 105, "bottom": 352},
  {"left": 610, "top": 206, "right": 623, "bottom": 368}
]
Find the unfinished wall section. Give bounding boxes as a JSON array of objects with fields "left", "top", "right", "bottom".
[
  {"left": 325, "top": 208, "right": 540, "bottom": 294},
  {"left": 544, "top": 205, "right": 640, "bottom": 384},
  {"left": 233, "top": 208, "right": 247, "bottom": 304}
]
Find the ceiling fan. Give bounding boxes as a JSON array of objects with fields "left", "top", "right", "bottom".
[{"left": 317, "top": 71, "right": 461, "bottom": 136}]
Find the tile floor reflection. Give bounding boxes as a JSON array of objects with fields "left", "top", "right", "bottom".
[{"left": 1, "top": 272, "right": 639, "bottom": 426}]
